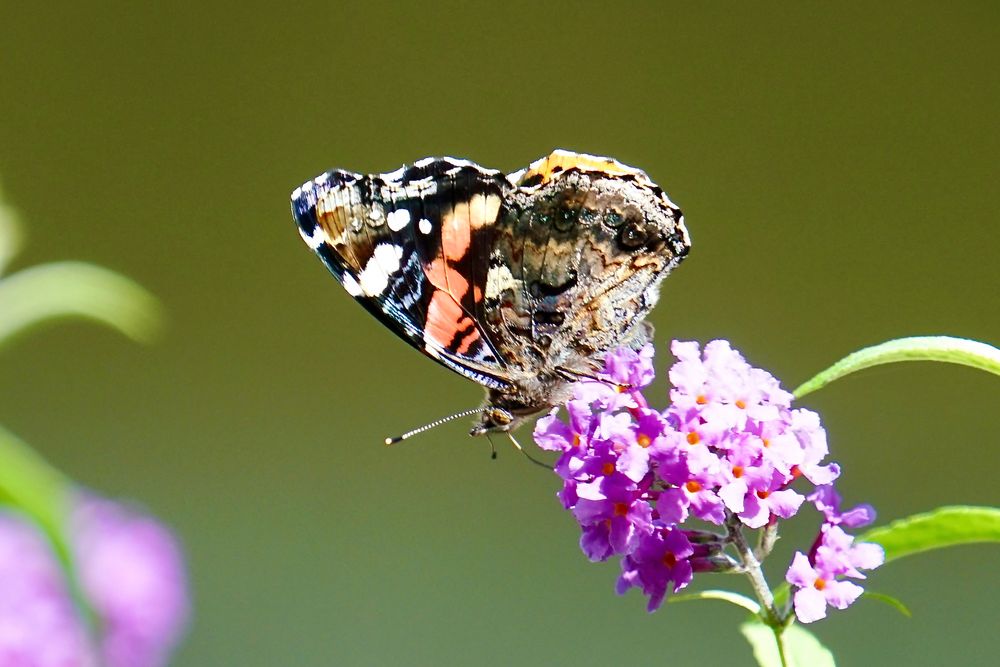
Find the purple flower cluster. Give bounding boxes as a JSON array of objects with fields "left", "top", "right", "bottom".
[
  {"left": 785, "top": 486, "right": 884, "bottom": 622},
  {"left": 0, "top": 495, "right": 188, "bottom": 667},
  {"left": 534, "top": 340, "right": 883, "bottom": 619}
]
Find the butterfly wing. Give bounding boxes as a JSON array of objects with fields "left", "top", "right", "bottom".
[
  {"left": 290, "top": 159, "right": 514, "bottom": 390},
  {"left": 482, "top": 150, "right": 691, "bottom": 376}
]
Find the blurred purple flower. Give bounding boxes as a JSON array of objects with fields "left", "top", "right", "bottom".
[
  {"left": 73, "top": 495, "right": 189, "bottom": 667},
  {"left": 0, "top": 496, "right": 188, "bottom": 667},
  {"left": 0, "top": 511, "right": 96, "bottom": 667}
]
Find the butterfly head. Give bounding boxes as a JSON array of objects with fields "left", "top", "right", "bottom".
[{"left": 469, "top": 406, "right": 516, "bottom": 436}]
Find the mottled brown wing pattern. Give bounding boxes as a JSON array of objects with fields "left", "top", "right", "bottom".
[{"left": 481, "top": 156, "right": 689, "bottom": 380}]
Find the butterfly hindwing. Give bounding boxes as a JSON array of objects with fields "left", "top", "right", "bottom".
[{"left": 480, "top": 153, "right": 690, "bottom": 376}]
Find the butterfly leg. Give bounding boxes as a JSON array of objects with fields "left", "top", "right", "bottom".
[
  {"left": 506, "top": 432, "right": 550, "bottom": 469},
  {"left": 554, "top": 365, "right": 631, "bottom": 391}
]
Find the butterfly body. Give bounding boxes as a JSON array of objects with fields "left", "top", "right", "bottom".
[{"left": 291, "top": 150, "right": 690, "bottom": 435}]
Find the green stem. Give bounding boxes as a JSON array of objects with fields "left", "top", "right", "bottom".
[{"left": 773, "top": 626, "right": 789, "bottom": 667}]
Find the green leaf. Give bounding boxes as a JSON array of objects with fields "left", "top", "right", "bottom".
[
  {"left": 772, "top": 582, "right": 791, "bottom": 609},
  {"left": 0, "top": 261, "right": 163, "bottom": 348},
  {"left": 0, "top": 183, "right": 22, "bottom": 275},
  {"left": 0, "top": 425, "right": 95, "bottom": 629},
  {"left": 863, "top": 590, "right": 911, "bottom": 617},
  {"left": 0, "top": 425, "right": 74, "bottom": 569},
  {"left": 741, "top": 620, "right": 836, "bottom": 667},
  {"left": 793, "top": 336, "right": 1000, "bottom": 399},
  {"left": 860, "top": 505, "right": 1000, "bottom": 563},
  {"left": 669, "top": 589, "right": 761, "bottom": 614}
]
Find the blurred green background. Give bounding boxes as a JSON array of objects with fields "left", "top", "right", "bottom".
[{"left": 1, "top": 2, "right": 997, "bottom": 665}]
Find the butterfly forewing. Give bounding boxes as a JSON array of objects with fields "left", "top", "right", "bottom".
[{"left": 291, "top": 160, "right": 513, "bottom": 389}]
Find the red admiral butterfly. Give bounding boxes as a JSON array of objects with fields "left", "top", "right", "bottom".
[{"left": 290, "top": 150, "right": 689, "bottom": 441}]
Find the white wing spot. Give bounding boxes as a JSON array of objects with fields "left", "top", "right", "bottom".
[
  {"left": 298, "top": 226, "right": 326, "bottom": 250},
  {"left": 358, "top": 244, "right": 404, "bottom": 296},
  {"left": 342, "top": 272, "right": 363, "bottom": 297},
  {"left": 387, "top": 208, "right": 410, "bottom": 232},
  {"left": 418, "top": 217, "right": 432, "bottom": 234}
]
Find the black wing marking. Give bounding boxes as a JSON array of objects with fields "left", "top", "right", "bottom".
[{"left": 290, "top": 160, "right": 513, "bottom": 390}]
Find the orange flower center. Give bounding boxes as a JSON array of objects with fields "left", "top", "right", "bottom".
[
  {"left": 685, "top": 480, "right": 702, "bottom": 493},
  {"left": 813, "top": 578, "right": 827, "bottom": 591},
  {"left": 735, "top": 399, "right": 746, "bottom": 409},
  {"left": 790, "top": 465, "right": 802, "bottom": 478},
  {"left": 572, "top": 434, "right": 581, "bottom": 447},
  {"left": 662, "top": 552, "right": 677, "bottom": 567},
  {"left": 613, "top": 502, "right": 629, "bottom": 517},
  {"left": 696, "top": 394, "right": 708, "bottom": 405},
  {"left": 762, "top": 438, "right": 771, "bottom": 448},
  {"left": 686, "top": 431, "right": 700, "bottom": 445},
  {"left": 602, "top": 462, "right": 616, "bottom": 476},
  {"left": 636, "top": 433, "right": 652, "bottom": 448},
  {"left": 732, "top": 465, "right": 744, "bottom": 478},
  {"left": 756, "top": 490, "right": 770, "bottom": 499}
]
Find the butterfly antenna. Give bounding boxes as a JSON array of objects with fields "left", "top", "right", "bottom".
[
  {"left": 486, "top": 434, "right": 498, "bottom": 460},
  {"left": 505, "top": 432, "right": 551, "bottom": 470},
  {"left": 384, "top": 407, "right": 486, "bottom": 446}
]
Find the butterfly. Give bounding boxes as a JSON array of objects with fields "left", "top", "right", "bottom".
[{"left": 290, "top": 150, "right": 689, "bottom": 439}]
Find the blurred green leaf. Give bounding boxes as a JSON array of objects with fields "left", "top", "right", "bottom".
[
  {"left": 0, "top": 183, "right": 22, "bottom": 275},
  {"left": 0, "top": 425, "right": 96, "bottom": 629},
  {"left": 0, "top": 424, "right": 73, "bottom": 567},
  {"left": 0, "top": 261, "right": 163, "bottom": 348},
  {"left": 741, "top": 620, "right": 836, "bottom": 667},
  {"left": 669, "top": 589, "right": 761, "bottom": 614},
  {"left": 773, "top": 582, "right": 791, "bottom": 609},
  {"left": 863, "top": 591, "right": 912, "bottom": 617},
  {"left": 793, "top": 336, "right": 1000, "bottom": 399},
  {"left": 859, "top": 505, "right": 1000, "bottom": 563}
]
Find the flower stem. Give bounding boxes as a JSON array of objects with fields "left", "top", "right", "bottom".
[
  {"left": 727, "top": 514, "right": 788, "bottom": 665},
  {"left": 728, "top": 519, "right": 776, "bottom": 616},
  {"left": 772, "top": 625, "right": 789, "bottom": 667},
  {"left": 755, "top": 519, "right": 779, "bottom": 561}
]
